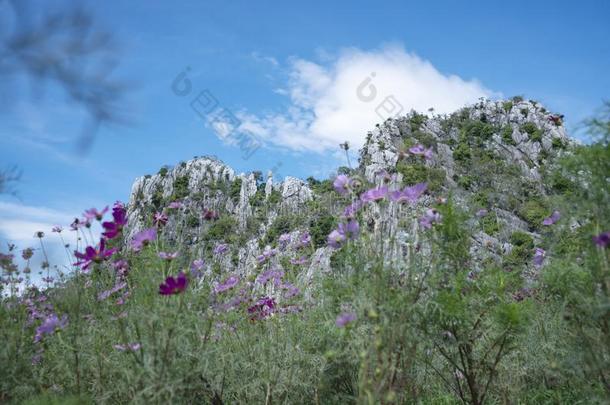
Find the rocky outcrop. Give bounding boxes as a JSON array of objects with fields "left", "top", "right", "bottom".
[{"left": 125, "top": 99, "right": 572, "bottom": 288}]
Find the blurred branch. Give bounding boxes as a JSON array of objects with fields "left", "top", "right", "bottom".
[
  {"left": 0, "top": 0, "right": 130, "bottom": 152},
  {"left": 0, "top": 166, "right": 21, "bottom": 195}
]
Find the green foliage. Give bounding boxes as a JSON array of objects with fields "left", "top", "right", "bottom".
[
  {"left": 396, "top": 162, "right": 446, "bottom": 191},
  {"left": 480, "top": 211, "right": 501, "bottom": 235},
  {"left": 502, "top": 101, "right": 513, "bottom": 112},
  {"left": 502, "top": 125, "right": 516, "bottom": 145},
  {"left": 204, "top": 216, "right": 237, "bottom": 242},
  {"left": 158, "top": 166, "right": 169, "bottom": 177},
  {"left": 230, "top": 178, "right": 242, "bottom": 200},
  {"left": 310, "top": 212, "right": 337, "bottom": 248},
  {"left": 261, "top": 214, "right": 301, "bottom": 247},
  {"left": 171, "top": 175, "right": 190, "bottom": 200},
  {"left": 409, "top": 112, "right": 427, "bottom": 131},
  {"left": 520, "top": 122, "right": 543, "bottom": 143},
  {"left": 518, "top": 200, "right": 548, "bottom": 230}
]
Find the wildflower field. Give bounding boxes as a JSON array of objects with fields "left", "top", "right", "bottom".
[{"left": 1, "top": 107, "right": 609, "bottom": 405}]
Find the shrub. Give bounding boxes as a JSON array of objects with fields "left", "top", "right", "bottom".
[
  {"left": 204, "top": 216, "right": 237, "bottom": 241},
  {"left": 396, "top": 162, "right": 445, "bottom": 191},
  {"left": 502, "top": 125, "right": 516, "bottom": 145},
  {"left": 480, "top": 212, "right": 501, "bottom": 235},
  {"left": 158, "top": 166, "right": 169, "bottom": 177},
  {"left": 230, "top": 178, "right": 242, "bottom": 200},
  {"left": 519, "top": 200, "right": 548, "bottom": 230},
  {"left": 520, "top": 122, "right": 543, "bottom": 143},
  {"left": 171, "top": 175, "right": 190, "bottom": 200}
]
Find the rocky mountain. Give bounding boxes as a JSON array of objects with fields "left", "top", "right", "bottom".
[{"left": 125, "top": 97, "right": 573, "bottom": 288}]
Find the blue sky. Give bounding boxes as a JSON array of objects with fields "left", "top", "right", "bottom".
[{"left": 0, "top": 0, "right": 609, "bottom": 265}]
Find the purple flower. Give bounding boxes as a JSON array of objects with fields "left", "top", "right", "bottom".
[
  {"left": 131, "top": 228, "right": 157, "bottom": 252},
  {"left": 542, "top": 210, "right": 560, "bottom": 226},
  {"left": 333, "top": 174, "right": 351, "bottom": 195},
  {"left": 327, "top": 230, "right": 346, "bottom": 249},
  {"left": 419, "top": 208, "right": 442, "bottom": 229},
  {"left": 297, "top": 231, "right": 311, "bottom": 248},
  {"left": 215, "top": 275, "right": 239, "bottom": 293},
  {"left": 281, "top": 282, "right": 300, "bottom": 298},
  {"left": 114, "top": 343, "right": 141, "bottom": 352},
  {"left": 213, "top": 243, "right": 229, "bottom": 256},
  {"left": 84, "top": 206, "right": 109, "bottom": 221},
  {"left": 389, "top": 182, "right": 427, "bottom": 204},
  {"left": 190, "top": 259, "right": 205, "bottom": 277},
  {"left": 360, "top": 186, "right": 388, "bottom": 203},
  {"left": 290, "top": 256, "right": 308, "bottom": 265},
  {"left": 257, "top": 247, "right": 278, "bottom": 264},
  {"left": 278, "top": 233, "right": 291, "bottom": 247},
  {"left": 97, "top": 282, "right": 127, "bottom": 301},
  {"left": 51, "top": 225, "right": 63, "bottom": 233},
  {"left": 203, "top": 209, "right": 219, "bottom": 221},
  {"left": 153, "top": 212, "right": 168, "bottom": 226},
  {"left": 339, "top": 220, "right": 360, "bottom": 240},
  {"left": 343, "top": 200, "right": 363, "bottom": 219},
  {"left": 158, "top": 251, "right": 179, "bottom": 261},
  {"left": 409, "top": 144, "right": 433, "bottom": 160},
  {"left": 159, "top": 272, "right": 188, "bottom": 295},
  {"left": 533, "top": 248, "right": 545, "bottom": 267},
  {"left": 102, "top": 204, "right": 128, "bottom": 239},
  {"left": 34, "top": 314, "right": 68, "bottom": 343},
  {"left": 336, "top": 312, "right": 357, "bottom": 328},
  {"left": 592, "top": 231, "right": 610, "bottom": 248},
  {"left": 248, "top": 296, "right": 276, "bottom": 320},
  {"left": 74, "top": 239, "right": 117, "bottom": 271},
  {"left": 257, "top": 269, "right": 284, "bottom": 285},
  {"left": 167, "top": 201, "right": 184, "bottom": 209},
  {"left": 476, "top": 209, "right": 489, "bottom": 218}
]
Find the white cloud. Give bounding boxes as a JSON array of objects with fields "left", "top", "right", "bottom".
[
  {"left": 0, "top": 201, "right": 93, "bottom": 288},
  {"left": 217, "top": 45, "right": 496, "bottom": 153}
]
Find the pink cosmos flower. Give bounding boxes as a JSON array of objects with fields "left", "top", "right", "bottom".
[
  {"left": 158, "top": 251, "right": 179, "bottom": 261},
  {"left": 97, "top": 282, "right": 127, "bottom": 301},
  {"left": 476, "top": 209, "right": 489, "bottom": 218},
  {"left": 114, "top": 343, "right": 141, "bottom": 352},
  {"left": 102, "top": 204, "right": 128, "bottom": 239},
  {"left": 389, "top": 182, "right": 427, "bottom": 204},
  {"left": 248, "top": 296, "right": 276, "bottom": 320},
  {"left": 167, "top": 201, "right": 184, "bottom": 209},
  {"left": 419, "top": 208, "right": 442, "bottom": 229},
  {"left": 257, "top": 269, "right": 284, "bottom": 285},
  {"left": 257, "top": 247, "right": 278, "bottom": 264},
  {"left": 74, "top": 239, "right": 117, "bottom": 271},
  {"left": 213, "top": 243, "right": 229, "bottom": 256},
  {"left": 83, "top": 206, "right": 109, "bottom": 221},
  {"left": 542, "top": 210, "right": 560, "bottom": 226},
  {"left": 34, "top": 314, "right": 68, "bottom": 343},
  {"left": 131, "top": 228, "right": 157, "bottom": 251},
  {"left": 360, "top": 186, "right": 388, "bottom": 203},
  {"left": 278, "top": 233, "right": 291, "bottom": 247},
  {"left": 159, "top": 272, "right": 188, "bottom": 295},
  {"left": 297, "top": 231, "right": 311, "bottom": 248},
  {"left": 190, "top": 259, "right": 205, "bottom": 277},
  {"left": 333, "top": 175, "right": 351, "bottom": 195},
  {"left": 343, "top": 200, "right": 363, "bottom": 219},
  {"left": 336, "top": 312, "right": 357, "bottom": 328},
  {"left": 214, "top": 275, "right": 239, "bottom": 293},
  {"left": 533, "top": 248, "right": 545, "bottom": 267},
  {"left": 153, "top": 212, "right": 168, "bottom": 226},
  {"left": 409, "top": 144, "right": 433, "bottom": 160},
  {"left": 203, "top": 209, "right": 219, "bottom": 221},
  {"left": 290, "top": 256, "right": 308, "bottom": 265},
  {"left": 592, "top": 231, "right": 610, "bottom": 248}
]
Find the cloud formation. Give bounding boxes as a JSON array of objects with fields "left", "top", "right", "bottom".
[{"left": 221, "top": 45, "right": 496, "bottom": 152}]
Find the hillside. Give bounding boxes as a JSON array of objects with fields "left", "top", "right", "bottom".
[{"left": 1, "top": 98, "right": 608, "bottom": 404}]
